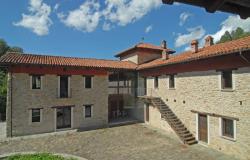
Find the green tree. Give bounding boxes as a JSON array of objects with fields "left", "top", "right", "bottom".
[
  {"left": 8, "top": 46, "right": 23, "bottom": 53},
  {"left": 0, "top": 39, "right": 9, "bottom": 56},
  {"left": 0, "top": 39, "right": 23, "bottom": 121},
  {"left": 217, "top": 27, "right": 250, "bottom": 44},
  {"left": 218, "top": 31, "right": 232, "bottom": 44}
]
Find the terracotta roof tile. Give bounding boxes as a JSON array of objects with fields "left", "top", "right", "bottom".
[
  {"left": 115, "top": 42, "right": 175, "bottom": 57},
  {"left": 0, "top": 53, "right": 137, "bottom": 70},
  {"left": 138, "top": 36, "right": 250, "bottom": 70}
]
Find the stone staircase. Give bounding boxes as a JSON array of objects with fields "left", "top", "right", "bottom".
[{"left": 149, "top": 97, "right": 197, "bottom": 145}]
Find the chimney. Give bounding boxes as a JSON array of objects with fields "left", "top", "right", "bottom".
[
  {"left": 161, "top": 50, "right": 169, "bottom": 60},
  {"left": 204, "top": 36, "right": 214, "bottom": 47},
  {"left": 161, "top": 40, "right": 167, "bottom": 49},
  {"left": 191, "top": 40, "right": 199, "bottom": 53}
]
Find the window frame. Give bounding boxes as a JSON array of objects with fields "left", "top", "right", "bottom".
[
  {"left": 154, "top": 76, "right": 159, "bottom": 89},
  {"left": 31, "top": 75, "right": 42, "bottom": 90},
  {"left": 84, "top": 105, "right": 93, "bottom": 118},
  {"left": 58, "top": 75, "right": 71, "bottom": 98},
  {"left": 84, "top": 76, "right": 93, "bottom": 89},
  {"left": 31, "top": 108, "right": 42, "bottom": 123},
  {"left": 169, "top": 74, "right": 175, "bottom": 89},
  {"left": 221, "top": 70, "right": 233, "bottom": 90},
  {"left": 219, "top": 117, "right": 236, "bottom": 141}
]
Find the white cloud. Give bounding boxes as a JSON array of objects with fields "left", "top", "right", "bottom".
[
  {"left": 54, "top": 3, "right": 60, "bottom": 11},
  {"left": 210, "top": 15, "right": 250, "bottom": 42},
  {"left": 173, "top": 2, "right": 181, "bottom": 6},
  {"left": 103, "top": 0, "right": 161, "bottom": 26},
  {"left": 13, "top": 0, "right": 52, "bottom": 36},
  {"left": 103, "top": 22, "right": 112, "bottom": 31},
  {"left": 145, "top": 25, "right": 153, "bottom": 33},
  {"left": 58, "top": 0, "right": 101, "bottom": 32},
  {"left": 175, "top": 26, "right": 206, "bottom": 47},
  {"left": 179, "top": 12, "right": 192, "bottom": 26}
]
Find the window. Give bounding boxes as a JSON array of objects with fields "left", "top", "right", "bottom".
[
  {"left": 84, "top": 76, "right": 92, "bottom": 88},
  {"left": 59, "top": 76, "right": 69, "bottom": 98},
  {"left": 221, "top": 70, "right": 232, "bottom": 89},
  {"left": 31, "top": 109, "right": 41, "bottom": 122},
  {"left": 31, "top": 75, "right": 41, "bottom": 89},
  {"left": 221, "top": 118, "right": 235, "bottom": 139},
  {"left": 154, "top": 76, "right": 158, "bottom": 89},
  {"left": 84, "top": 105, "right": 92, "bottom": 118},
  {"left": 169, "top": 75, "right": 175, "bottom": 89}
]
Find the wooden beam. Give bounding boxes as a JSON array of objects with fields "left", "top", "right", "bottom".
[
  {"left": 205, "top": 0, "right": 226, "bottom": 13},
  {"left": 191, "top": 110, "right": 239, "bottom": 121},
  {"left": 162, "top": 0, "right": 174, "bottom": 4}
]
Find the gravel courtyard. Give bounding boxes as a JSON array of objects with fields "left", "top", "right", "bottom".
[{"left": 0, "top": 124, "right": 237, "bottom": 160}]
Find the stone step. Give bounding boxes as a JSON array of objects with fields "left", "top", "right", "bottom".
[
  {"left": 184, "top": 136, "right": 195, "bottom": 141},
  {"left": 170, "top": 121, "right": 182, "bottom": 125},
  {"left": 166, "top": 117, "right": 179, "bottom": 121},
  {"left": 174, "top": 124, "right": 185, "bottom": 128},
  {"left": 177, "top": 130, "right": 189, "bottom": 134},
  {"left": 186, "top": 139, "right": 198, "bottom": 145},
  {"left": 180, "top": 133, "right": 192, "bottom": 138},
  {"left": 150, "top": 97, "right": 197, "bottom": 146},
  {"left": 175, "top": 127, "right": 187, "bottom": 131}
]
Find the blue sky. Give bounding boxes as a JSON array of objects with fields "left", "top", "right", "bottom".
[{"left": 0, "top": 0, "right": 250, "bottom": 60}]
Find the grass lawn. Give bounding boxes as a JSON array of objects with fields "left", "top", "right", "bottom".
[{"left": 2, "top": 153, "right": 76, "bottom": 160}]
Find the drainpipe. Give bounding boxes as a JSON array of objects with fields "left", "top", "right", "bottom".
[
  {"left": 239, "top": 50, "right": 250, "bottom": 64},
  {"left": 10, "top": 71, "right": 13, "bottom": 137}
]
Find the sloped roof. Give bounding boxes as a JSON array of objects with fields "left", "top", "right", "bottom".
[
  {"left": 0, "top": 36, "right": 249, "bottom": 72},
  {"left": 138, "top": 36, "right": 250, "bottom": 70},
  {"left": 115, "top": 43, "right": 175, "bottom": 58},
  {"left": 0, "top": 53, "right": 137, "bottom": 70}
]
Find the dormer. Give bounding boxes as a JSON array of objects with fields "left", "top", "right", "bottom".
[{"left": 115, "top": 41, "right": 175, "bottom": 64}]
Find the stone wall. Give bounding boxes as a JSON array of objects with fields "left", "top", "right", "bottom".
[
  {"left": 144, "top": 67, "right": 250, "bottom": 160},
  {"left": 120, "top": 52, "right": 138, "bottom": 64},
  {"left": 120, "top": 51, "right": 161, "bottom": 64},
  {"left": 7, "top": 73, "right": 108, "bottom": 137}
]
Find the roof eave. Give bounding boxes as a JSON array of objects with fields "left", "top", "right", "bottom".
[{"left": 138, "top": 48, "right": 250, "bottom": 70}]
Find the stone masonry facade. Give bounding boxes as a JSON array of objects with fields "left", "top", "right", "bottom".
[
  {"left": 143, "top": 67, "right": 250, "bottom": 160},
  {"left": 7, "top": 73, "right": 108, "bottom": 137}
]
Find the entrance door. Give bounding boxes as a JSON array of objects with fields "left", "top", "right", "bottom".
[
  {"left": 56, "top": 107, "right": 71, "bottom": 129},
  {"left": 198, "top": 114, "right": 208, "bottom": 143}
]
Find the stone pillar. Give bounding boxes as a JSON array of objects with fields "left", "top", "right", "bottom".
[{"left": 6, "top": 72, "right": 12, "bottom": 137}]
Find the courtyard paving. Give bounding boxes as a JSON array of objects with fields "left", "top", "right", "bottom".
[{"left": 0, "top": 124, "right": 237, "bottom": 160}]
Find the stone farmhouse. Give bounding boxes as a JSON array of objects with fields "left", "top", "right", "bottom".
[{"left": 0, "top": 36, "right": 249, "bottom": 159}]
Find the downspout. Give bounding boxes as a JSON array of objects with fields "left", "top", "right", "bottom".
[
  {"left": 10, "top": 71, "right": 13, "bottom": 137},
  {"left": 239, "top": 50, "right": 250, "bottom": 64}
]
